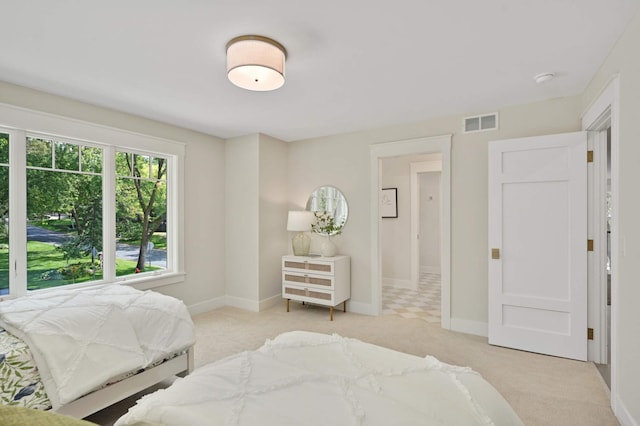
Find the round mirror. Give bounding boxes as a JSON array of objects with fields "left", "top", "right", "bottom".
[{"left": 306, "top": 186, "right": 348, "bottom": 235}]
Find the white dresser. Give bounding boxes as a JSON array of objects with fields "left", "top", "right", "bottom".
[{"left": 282, "top": 255, "right": 351, "bottom": 320}]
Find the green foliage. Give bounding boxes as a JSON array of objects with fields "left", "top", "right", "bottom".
[
  {"left": 0, "top": 139, "right": 168, "bottom": 286},
  {"left": 0, "top": 133, "right": 8, "bottom": 164},
  {"left": 0, "top": 222, "right": 7, "bottom": 243},
  {"left": 57, "top": 237, "right": 86, "bottom": 264},
  {"left": 115, "top": 152, "right": 167, "bottom": 270},
  {"left": 24, "top": 241, "right": 102, "bottom": 289},
  {"left": 0, "top": 137, "right": 9, "bottom": 222},
  {"left": 0, "top": 241, "right": 162, "bottom": 290},
  {"left": 311, "top": 211, "right": 344, "bottom": 236},
  {"left": 120, "top": 233, "right": 167, "bottom": 250},
  {"left": 117, "top": 217, "right": 143, "bottom": 241}
]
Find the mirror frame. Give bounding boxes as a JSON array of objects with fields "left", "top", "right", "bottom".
[{"left": 306, "top": 185, "right": 348, "bottom": 235}]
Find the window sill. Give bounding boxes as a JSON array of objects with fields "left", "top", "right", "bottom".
[{"left": 118, "top": 271, "right": 187, "bottom": 291}]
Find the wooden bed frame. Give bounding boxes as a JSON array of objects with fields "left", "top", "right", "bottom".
[{"left": 53, "top": 346, "right": 194, "bottom": 419}]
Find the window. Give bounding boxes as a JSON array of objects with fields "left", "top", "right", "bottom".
[
  {"left": 0, "top": 105, "right": 184, "bottom": 298},
  {"left": 26, "top": 137, "right": 103, "bottom": 290},
  {"left": 0, "top": 133, "right": 9, "bottom": 295},
  {"left": 115, "top": 150, "right": 167, "bottom": 277}
]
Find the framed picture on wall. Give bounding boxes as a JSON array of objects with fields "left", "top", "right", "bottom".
[{"left": 381, "top": 188, "right": 398, "bottom": 218}]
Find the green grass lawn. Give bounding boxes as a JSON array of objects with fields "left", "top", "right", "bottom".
[
  {"left": 31, "top": 218, "right": 75, "bottom": 233},
  {"left": 0, "top": 241, "right": 160, "bottom": 292},
  {"left": 120, "top": 233, "right": 167, "bottom": 250},
  {"left": 30, "top": 219, "right": 167, "bottom": 249}
]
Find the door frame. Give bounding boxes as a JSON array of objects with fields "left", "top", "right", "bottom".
[
  {"left": 410, "top": 160, "right": 442, "bottom": 288},
  {"left": 582, "top": 75, "right": 619, "bottom": 412},
  {"left": 587, "top": 129, "right": 609, "bottom": 364},
  {"left": 370, "top": 135, "right": 451, "bottom": 329}
]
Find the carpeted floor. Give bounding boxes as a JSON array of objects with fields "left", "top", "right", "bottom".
[{"left": 86, "top": 303, "right": 618, "bottom": 426}]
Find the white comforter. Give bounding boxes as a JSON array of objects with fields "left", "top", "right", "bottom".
[
  {"left": 116, "top": 331, "right": 522, "bottom": 426},
  {"left": 0, "top": 285, "right": 195, "bottom": 409}
]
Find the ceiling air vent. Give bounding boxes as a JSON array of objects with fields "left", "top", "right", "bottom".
[{"left": 464, "top": 113, "right": 498, "bottom": 133}]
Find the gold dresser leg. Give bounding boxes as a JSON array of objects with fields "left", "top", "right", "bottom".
[
  {"left": 286, "top": 299, "right": 290, "bottom": 312},
  {"left": 343, "top": 301, "right": 347, "bottom": 312},
  {"left": 330, "top": 306, "right": 334, "bottom": 321}
]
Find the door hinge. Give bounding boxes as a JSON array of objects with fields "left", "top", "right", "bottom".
[
  {"left": 587, "top": 328, "right": 594, "bottom": 340},
  {"left": 587, "top": 150, "right": 594, "bottom": 163},
  {"left": 491, "top": 248, "right": 500, "bottom": 259},
  {"left": 587, "top": 239, "right": 594, "bottom": 251}
]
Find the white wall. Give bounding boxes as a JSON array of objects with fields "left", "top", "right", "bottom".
[
  {"left": 419, "top": 172, "right": 441, "bottom": 273},
  {"left": 226, "top": 134, "right": 289, "bottom": 310},
  {"left": 379, "top": 154, "right": 441, "bottom": 287},
  {"left": 380, "top": 157, "right": 411, "bottom": 287},
  {"left": 225, "top": 134, "right": 260, "bottom": 304},
  {"left": 0, "top": 81, "right": 227, "bottom": 311},
  {"left": 258, "top": 134, "right": 289, "bottom": 304},
  {"left": 288, "top": 96, "right": 582, "bottom": 320},
  {"left": 583, "top": 7, "right": 640, "bottom": 424}
]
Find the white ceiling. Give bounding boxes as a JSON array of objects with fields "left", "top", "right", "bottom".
[{"left": 1, "top": 1, "right": 638, "bottom": 142}]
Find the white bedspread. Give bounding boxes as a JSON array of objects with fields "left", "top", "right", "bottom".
[
  {"left": 115, "top": 331, "right": 522, "bottom": 426},
  {"left": 0, "top": 285, "right": 195, "bottom": 409}
]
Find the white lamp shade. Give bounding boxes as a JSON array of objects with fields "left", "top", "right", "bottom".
[
  {"left": 227, "top": 35, "right": 286, "bottom": 91},
  {"left": 287, "top": 210, "right": 314, "bottom": 232}
]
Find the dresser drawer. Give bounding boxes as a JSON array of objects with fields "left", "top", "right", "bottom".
[
  {"left": 282, "top": 255, "right": 350, "bottom": 320},
  {"left": 283, "top": 284, "right": 334, "bottom": 305},
  {"left": 282, "top": 259, "right": 334, "bottom": 275},
  {"left": 282, "top": 272, "right": 333, "bottom": 288}
]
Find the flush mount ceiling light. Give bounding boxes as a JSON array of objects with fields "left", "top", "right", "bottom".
[
  {"left": 533, "top": 72, "right": 555, "bottom": 84},
  {"left": 226, "top": 35, "right": 287, "bottom": 91}
]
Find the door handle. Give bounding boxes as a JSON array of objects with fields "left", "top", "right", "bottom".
[{"left": 491, "top": 248, "right": 500, "bottom": 259}]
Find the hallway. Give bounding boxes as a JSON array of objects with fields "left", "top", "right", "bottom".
[{"left": 382, "top": 272, "right": 440, "bottom": 323}]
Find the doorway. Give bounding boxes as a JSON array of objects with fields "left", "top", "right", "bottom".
[
  {"left": 594, "top": 127, "right": 612, "bottom": 387},
  {"left": 369, "top": 135, "right": 451, "bottom": 329},
  {"left": 582, "top": 78, "right": 619, "bottom": 403},
  {"left": 379, "top": 155, "right": 442, "bottom": 323}
]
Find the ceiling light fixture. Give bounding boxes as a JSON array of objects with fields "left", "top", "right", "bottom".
[
  {"left": 533, "top": 72, "right": 555, "bottom": 84},
  {"left": 226, "top": 35, "right": 287, "bottom": 91}
]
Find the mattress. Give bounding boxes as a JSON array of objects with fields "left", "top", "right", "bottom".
[
  {"left": 0, "top": 284, "right": 196, "bottom": 412},
  {"left": 116, "top": 331, "right": 523, "bottom": 426}
]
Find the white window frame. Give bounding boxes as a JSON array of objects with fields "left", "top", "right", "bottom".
[{"left": 0, "top": 102, "right": 185, "bottom": 298}]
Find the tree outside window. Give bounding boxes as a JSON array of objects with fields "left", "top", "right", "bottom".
[{"left": 116, "top": 151, "right": 167, "bottom": 276}]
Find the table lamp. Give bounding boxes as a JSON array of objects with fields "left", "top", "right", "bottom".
[{"left": 287, "top": 210, "right": 314, "bottom": 256}]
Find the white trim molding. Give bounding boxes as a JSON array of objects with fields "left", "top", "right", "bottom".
[
  {"left": 450, "top": 318, "right": 488, "bottom": 337},
  {"left": 0, "top": 101, "right": 187, "bottom": 296},
  {"left": 581, "top": 75, "right": 620, "bottom": 421}
]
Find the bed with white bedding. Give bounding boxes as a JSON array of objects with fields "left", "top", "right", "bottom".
[
  {"left": 0, "top": 284, "right": 196, "bottom": 418},
  {"left": 115, "top": 331, "right": 523, "bottom": 426}
]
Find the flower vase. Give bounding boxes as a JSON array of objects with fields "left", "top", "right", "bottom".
[{"left": 320, "top": 236, "right": 337, "bottom": 257}]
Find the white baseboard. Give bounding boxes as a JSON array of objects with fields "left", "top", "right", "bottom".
[
  {"left": 420, "top": 266, "right": 441, "bottom": 274},
  {"left": 187, "top": 296, "right": 226, "bottom": 316},
  {"left": 450, "top": 318, "right": 488, "bottom": 337},
  {"left": 382, "top": 277, "right": 415, "bottom": 289},
  {"left": 224, "top": 295, "right": 260, "bottom": 312},
  {"left": 259, "top": 294, "right": 282, "bottom": 311},
  {"left": 188, "top": 295, "right": 376, "bottom": 317},
  {"left": 347, "top": 301, "right": 377, "bottom": 316},
  {"left": 616, "top": 395, "right": 638, "bottom": 426}
]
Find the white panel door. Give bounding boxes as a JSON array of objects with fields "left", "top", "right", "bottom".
[{"left": 488, "top": 132, "right": 587, "bottom": 361}]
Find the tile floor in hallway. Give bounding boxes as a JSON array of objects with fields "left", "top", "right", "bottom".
[{"left": 382, "top": 273, "right": 441, "bottom": 323}]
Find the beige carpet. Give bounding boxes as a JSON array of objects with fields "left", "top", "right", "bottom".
[{"left": 86, "top": 303, "right": 618, "bottom": 426}]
